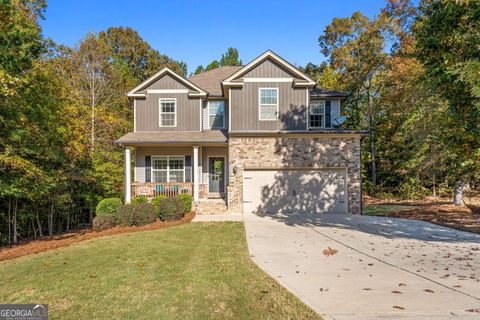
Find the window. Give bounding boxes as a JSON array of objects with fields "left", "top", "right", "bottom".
[
  {"left": 208, "top": 101, "right": 225, "bottom": 128},
  {"left": 259, "top": 88, "right": 278, "bottom": 120},
  {"left": 151, "top": 156, "right": 184, "bottom": 182},
  {"left": 159, "top": 99, "right": 176, "bottom": 127},
  {"left": 309, "top": 100, "right": 325, "bottom": 128}
]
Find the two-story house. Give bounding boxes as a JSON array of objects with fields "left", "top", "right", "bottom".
[{"left": 115, "top": 50, "right": 365, "bottom": 214}]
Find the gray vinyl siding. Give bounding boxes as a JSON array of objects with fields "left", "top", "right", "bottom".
[
  {"left": 202, "top": 100, "right": 229, "bottom": 130},
  {"left": 138, "top": 74, "right": 188, "bottom": 93},
  {"left": 135, "top": 93, "right": 201, "bottom": 131},
  {"left": 230, "top": 82, "right": 307, "bottom": 131},
  {"left": 201, "top": 146, "right": 229, "bottom": 188},
  {"left": 241, "top": 58, "right": 297, "bottom": 78},
  {"left": 134, "top": 147, "right": 194, "bottom": 182}
]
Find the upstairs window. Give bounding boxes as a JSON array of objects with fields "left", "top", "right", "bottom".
[
  {"left": 259, "top": 88, "right": 278, "bottom": 120},
  {"left": 208, "top": 101, "right": 225, "bottom": 129},
  {"left": 152, "top": 156, "right": 184, "bottom": 182},
  {"left": 159, "top": 98, "right": 176, "bottom": 127},
  {"left": 309, "top": 100, "right": 325, "bottom": 128}
]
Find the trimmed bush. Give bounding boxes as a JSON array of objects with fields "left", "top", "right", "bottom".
[
  {"left": 93, "top": 215, "right": 115, "bottom": 231},
  {"left": 151, "top": 195, "right": 166, "bottom": 216},
  {"left": 96, "top": 198, "right": 122, "bottom": 221},
  {"left": 131, "top": 203, "right": 156, "bottom": 226},
  {"left": 178, "top": 194, "right": 192, "bottom": 213},
  {"left": 157, "top": 197, "right": 185, "bottom": 221},
  {"left": 117, "top": 204, "right": 134, "bottom": 226},
  {"left": 131, "top": 196, "right": 148, "bottom": 205}
]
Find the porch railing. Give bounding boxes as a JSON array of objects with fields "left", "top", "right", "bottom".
[{"left": 131, "top": 182, "right": 193, "bottom": 199}]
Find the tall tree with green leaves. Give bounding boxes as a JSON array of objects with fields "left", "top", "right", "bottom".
[
  {"left": 319, "top": 12, "right": 390, "bottom": 193},
  {"left": 220, "top": 47, "right": 242, "bottom": 66},
  {"left": 194, "top": 48, "right": 242, "bottom": 74},
  {"left": 414, "top": 0, "right": 480, "bottom": 205}
]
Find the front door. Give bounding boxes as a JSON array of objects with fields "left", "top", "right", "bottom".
[{"left": 209, "top": 157, "right": 225, "bottom": 193}]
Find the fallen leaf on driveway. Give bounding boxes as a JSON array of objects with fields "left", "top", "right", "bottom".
[
  {"left": 362, "top": 288, "right": 372, "bottom": 291},
  {"left": 393, "top": 305, "right": 405, "bottom": 310},
  {"left": 424, "top": 289, "right": 434, "bottom": 293},
  {"left": 323, "top": 247, "right": 338, "bottom": 256},
  {"left": 398, "top": 283, "right": 406, "bottom": 286},
  {"left": 466, "top": 309, "right": 480, "bottom": 313},
  {"left": 391, "top": 290, "right": 402, "bottom": 294}
]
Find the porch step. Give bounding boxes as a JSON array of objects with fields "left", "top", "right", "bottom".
[{"left": 194, "top": 199, "right": 228, "bottom": 215}]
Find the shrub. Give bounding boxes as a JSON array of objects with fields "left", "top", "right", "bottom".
[
  {"left": 131, "top": 196, "right": 148, "bottom": 205},
  {"left": 131, "top": 203, "right": 156, "bottom": 226},
  {"left": 178, "top": 194, "right": 192, "bottom": 213},
  {"left": 157, "top": 197, "right": 185, "bottom": 221},
  {"left": 96, "top": 198, "right": 122, "bottom": 221},
  {"left": 93, "top": 215, "right": 115, "bottom": 231},
  {"left": 151, "top": 195, "right": 166, "bottom": 215},
  {"left": 117, "top": 204, "right": 134, "bottom": 226}
]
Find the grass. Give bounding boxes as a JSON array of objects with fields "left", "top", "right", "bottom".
[
  {"left": 0, "top": 222, "right": 320, "bottom": 320},
  {"left": 363, "top": 204, "right": 420, "bottom": 216}
]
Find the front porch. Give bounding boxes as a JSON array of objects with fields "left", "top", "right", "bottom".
[{"left": 123, "top": 144, "right": 229, "bottom": 206}]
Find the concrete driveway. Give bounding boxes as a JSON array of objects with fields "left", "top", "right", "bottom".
[{"left": 244, "top": 213, "right": 480, "bottom": 320}]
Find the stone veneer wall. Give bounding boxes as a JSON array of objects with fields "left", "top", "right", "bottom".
[{"left": 227, "top": 136, "right": 362, "bottom": 214}]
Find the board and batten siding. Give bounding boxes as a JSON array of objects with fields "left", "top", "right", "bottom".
[
  {"left": 241, "top": 58, "right": 297, "bottom": 79},
  {"left": 230, "top": 82, "right": 308, "bottom": 131},
  {"left": 135, "top": 93, "right": 201, "bottom": 131},
  {"left": 202, "top": 100, "right": 229, "bottom": 130},
  {"left": 137, "top": 73, "right": 188, "bottom": 93}
]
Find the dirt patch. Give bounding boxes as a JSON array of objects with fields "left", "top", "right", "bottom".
[
  {"left": 0, "top": 212, "right": 196, "bottom": 262},
  {"left": 364, "top": 197, "right": 480, "bottom": 234}
]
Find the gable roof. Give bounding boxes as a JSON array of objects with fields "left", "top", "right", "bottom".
[
  {"left": 222, "top": 50, "right": 316, "bottom": 86},
  {"left": 188, "top": 66, "right": 243, "bottom": 97},
  {"left": 127, "top": 67, "right": 207, "bottom": 98}
]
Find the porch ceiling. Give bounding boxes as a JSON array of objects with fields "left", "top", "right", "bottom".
[{"left": 115, "top": 130, "right": 228, "bottom": 146}]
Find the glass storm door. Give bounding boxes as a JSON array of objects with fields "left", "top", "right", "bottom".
[{"left": 208, "top": 157, "right": 225, "bottom": 193}]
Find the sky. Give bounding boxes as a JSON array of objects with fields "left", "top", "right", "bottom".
[{"left": 39, "top": 0, "right": 386, "bottom": 74}]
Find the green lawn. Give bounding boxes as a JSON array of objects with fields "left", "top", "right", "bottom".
[
  {"left": 0, "top": 222, "right": 320, "bottom": 320},
  {"left": 363, "top": 204, "right": 420, "bottom": 216}
]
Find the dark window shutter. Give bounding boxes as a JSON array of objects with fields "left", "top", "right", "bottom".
[
  {"left": 145, "top": 156, "right": 151, "bottom": 182},
  {"left": 185, "top": 156, "right": 192, "bottom": 182},
  {"left": 325, "top": 100, "right": 331, "bottom": 128}
]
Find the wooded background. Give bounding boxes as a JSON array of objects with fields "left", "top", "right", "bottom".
[{"left": 1, "top": 0, "right": 479, "bottom": 244}]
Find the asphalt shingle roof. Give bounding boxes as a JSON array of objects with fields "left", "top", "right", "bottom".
[{"left": 188, "top": 66, "right": 243, "bottom": 97}]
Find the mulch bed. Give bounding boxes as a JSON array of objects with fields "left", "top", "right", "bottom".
[
  {"left": 365, "top": 197, "right": 480, "bottom": 234},
  {"left": 0, "top": 212, "right": 196, "bottom": 262}
]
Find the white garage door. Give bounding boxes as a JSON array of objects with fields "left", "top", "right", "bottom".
[{"left": 243, "top": 169, "right": 347, "bottom": 214}]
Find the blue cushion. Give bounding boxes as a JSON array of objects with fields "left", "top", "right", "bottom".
[{"left": 155, "top": 185, "right": 164, "bottom": 192}]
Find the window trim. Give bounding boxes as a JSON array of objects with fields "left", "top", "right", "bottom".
[
  {"left": 207, "top": 100, "right": 226, "bottom": 129},
  {"left": 258, "top": 87, "right": 279, "bottom": 121},
  {"left": 151, "top": 155, "right": 185, "bottom": 183},
  {"left": 309, "top": 100, "right": 325, "bottom": 129},
  {"left": 159, "top": 98, "right": 177, "bottom": 127}
]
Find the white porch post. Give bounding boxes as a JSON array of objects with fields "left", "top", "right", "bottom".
[
  {"left": 124, "top": 148, "right": 131, "bottom": 204},
  {"left": 193, "top": 146, "right": 199, "bottom": 201}
]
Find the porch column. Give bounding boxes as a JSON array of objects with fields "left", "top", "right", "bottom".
[
  {"left": 124, "top": 148, "right": 131, "bottom": 204},
  {"left": 193, "top": 145, "right": 199, "bottom": 201}
]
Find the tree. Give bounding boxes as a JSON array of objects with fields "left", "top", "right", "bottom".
[
  {"left": 319, "top": 12, "right": 390, "bottom": 193},
  {"left": 220, "top": 48, "right": 242, "bottom": 66},
  {"left": 414, "top": 0, "right": 480, "bottom": 205},
  {"left": 193, "top": 65, "right": 204, "bottom": 75},
  {"left": 194, "top": 48, "right": 242, "bottom": 74},
  {"left": 205, "top": 60, "right": 220, "bottom": 71},
  {"left": 99, "top": 27, "right": 187, "bottom": 79}
]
